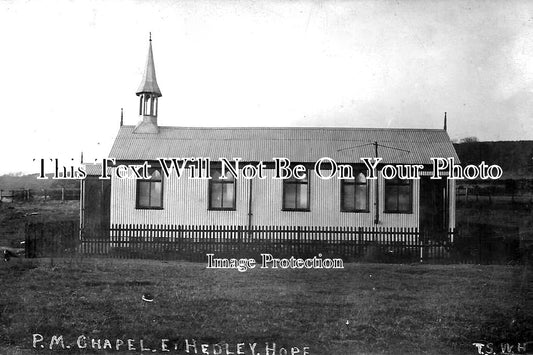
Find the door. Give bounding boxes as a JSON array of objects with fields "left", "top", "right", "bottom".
[{"left": 419, "top": 177, "right": 447, "bottom": 233}]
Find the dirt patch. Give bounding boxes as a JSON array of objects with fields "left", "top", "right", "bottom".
[{"left": 83, "top": 280, "right": 155, "bottom": 287}]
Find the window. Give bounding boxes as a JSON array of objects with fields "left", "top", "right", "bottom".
[
  {"left": 282, "top": 170, "right": 310, "bottom": 211},
  {"left": 341, "top": 172, "right": 368, "bottom": 212},
  {"left": 384, "top": 177, "right": 412, "bottom": 213},
  {"left": 209, "top": 169, "right": 236, "bottom": 210},
  {"left": 136, "top": 169, "right": 163, "bottom": 209}
]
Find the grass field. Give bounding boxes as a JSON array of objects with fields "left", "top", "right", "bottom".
[
  {"left": 0, "top": 197, "right": 532, "bottom": 354},
  {"left": 0, "top": 258, "right": 531, "bottom": 355}
]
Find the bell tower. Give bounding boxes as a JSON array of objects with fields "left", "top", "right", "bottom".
[{"left": 133, "top": 33, "right": 162, "bottom": 134}]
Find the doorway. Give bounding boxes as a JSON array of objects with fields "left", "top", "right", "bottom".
[{"left": 419, "top": 177, "right": 447, "bottom": 233}]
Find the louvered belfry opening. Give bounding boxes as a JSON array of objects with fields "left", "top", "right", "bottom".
[{"left": 139, "top": 93, "right": 158, "bottom": 117}]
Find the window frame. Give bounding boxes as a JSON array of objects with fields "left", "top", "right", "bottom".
[
  {"left": 135, "top": 168, "right": 164, "bottom": 210},
  {"left": 208, "top": 168, "right": 237, "bottom": 211},
  {"left": 282, "top": 169, "right": 310, "bottom": 212},
  {"left": 383, "top": 177, "right": 413, "bottom": 214},
  {"left": 340, "top": 171, "right": 369, "bottom": 213}
]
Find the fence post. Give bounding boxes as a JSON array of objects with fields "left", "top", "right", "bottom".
[
  {"left": 25, "top": 223, "right": 30, "bottom": 258},
  {"left": 238, "top": 225, "right": 243, "bottom": 252},
  {"left": 419, "top": 228, "right": 424, "bottom": 263},
  {"left": 178, "top": 225, "right": 182, "bottom": 254},
  {"left": 356, "top": 227, "right": 361, "bottom": 258},
  {"left": 478, "top": 228, "right": 482, "bottom": 264},
  {"left": 297, "top": 226, "right": 302, "bottom": 255},
  {"left": 450, "top": 228, "right": 454, "bottom": 244}
]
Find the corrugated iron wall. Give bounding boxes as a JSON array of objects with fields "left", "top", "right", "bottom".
[
  {"left": 110, "top": 169, "right": 248, "bottom": 226},
  {"left": 109, "top": 167, "right": 438, "bottom": 228}
]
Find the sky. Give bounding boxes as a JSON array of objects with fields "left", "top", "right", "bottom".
[{"left": 0, "top": 0, "right": 532, "bottom": 175}]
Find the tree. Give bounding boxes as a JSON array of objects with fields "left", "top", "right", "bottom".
[{"left": 460, "top": 136, "right": 479, "bottom": 143}]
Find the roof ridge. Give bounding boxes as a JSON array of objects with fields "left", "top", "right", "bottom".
[{"left": 121, "top": 125, "right": 445, "bottom": 131}]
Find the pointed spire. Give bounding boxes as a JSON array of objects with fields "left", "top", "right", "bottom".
[
  {"left": 120, "top": 108, "right": 123, "bottom": 127},
  {"left": 136, "top": 34, "right": 162, "bottom": 97},
  {"left": 134, "top": 34, "right": 161, "bottom": 133}
]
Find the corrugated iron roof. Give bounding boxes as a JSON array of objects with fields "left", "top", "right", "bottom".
[
  {"left": 109, "top": 126, "right": 460, "bottom": 165},
  {"left": 84, "top": 163, "right": 101, "bottom": 175}
]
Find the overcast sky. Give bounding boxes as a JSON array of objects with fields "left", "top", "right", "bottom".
[{"left": 1, "top": 0, "right": 532, "bottom": 174}]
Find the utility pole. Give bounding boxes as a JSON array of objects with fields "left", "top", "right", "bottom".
[{"left": 373, "top": 142, "right": 379, "bottom": 224}]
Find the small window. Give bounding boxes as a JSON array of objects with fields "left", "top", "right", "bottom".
[
  {"left": 384, "top": 177, "right": 412, "bottom": 213},
  {"left": 136, "top": 169, "right": 163, "bottom": 209},
  {"left": 282, "top": 170, "right": 310, "bottom": 211},
  {"left": 209, "top": 169, "right": 236, "bottom": 210},
  {"left": 341, "top": 172, "right": 368, "bottom": 212}
]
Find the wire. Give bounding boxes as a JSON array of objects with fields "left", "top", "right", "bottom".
[{"left": 337, "top": 142, "right": 411, "bottom": 154}]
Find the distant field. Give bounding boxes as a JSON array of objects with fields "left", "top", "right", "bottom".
[
  {"left": 0, "top": 258, "right": 531, "bottom": 354},
  {"left": 456, "top": 200, "right": 533, "bottom": 232}
]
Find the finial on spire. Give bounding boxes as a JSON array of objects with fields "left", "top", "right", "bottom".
[
  {"left": 149, "top": 32, "right": 152, "bottom": 42},
  {"left": 444, "top": 112, "right": 447, "bottom": 131},
  {"left": 120, "top": 108, "right": 124, "bottom": 127}
]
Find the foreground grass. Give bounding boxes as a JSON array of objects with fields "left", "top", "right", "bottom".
[{"left": 0, "top": 258, "right": 531, "bottom": 355}]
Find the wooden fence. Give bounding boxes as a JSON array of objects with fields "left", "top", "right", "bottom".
[
  {"left": 25, "top": 222, "right": 523, "bottom": 264},
  {"left": 80, "top": 224, "right": 463, "bottom": 263},
  {"left": 456, "top": 186, "right": 533, "bottom": 206},
  {"left": 78, "top": 225, "right": 413, "bottom": 262},
  {"left": 0, "top": 188, "right": 80, "bottom": 202}
]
